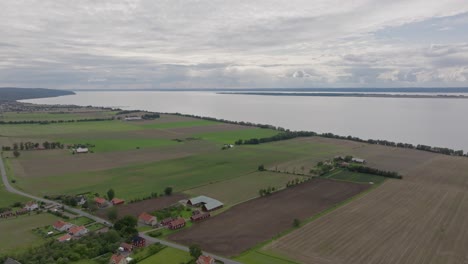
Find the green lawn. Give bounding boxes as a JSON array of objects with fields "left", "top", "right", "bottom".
[
  {"left": 141, "top": 120, "right": 219, "bottom": 129},
  {"left": 195, "top": 128, "right": 280, "bottom": 144},
  {"left": 0, "top": 213, "right": 61, "bottom": 254},
  {"left": 0, "top": 186, "right": 27, "bottom": 208},
  {"left": 185, "top": 171, "right": 307, "bottom": 206},
  {"left": 60, "top": 138, "right": 179, "bottom": 152},
  {"left": 321, "top": 169, "right": 386, "bottom": 184},
  {"left": 139, "top": 247, "right": 192, "bottom": 264}
]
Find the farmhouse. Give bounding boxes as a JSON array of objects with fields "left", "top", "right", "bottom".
[
  {"left": 131, "top": 236, "right": 146, "bottom": 248},
  {"left": 197, "top": 255, "right": 215, "bottom": 264},
  {"left": 75, "top": 147, "right": 89, "bottom": 154},
  {"left": 109, "top": 254, "right": 128, "bottom": 264},
  {"left": 138, "top": 212, "right": 157, "bottom": 226},
  {"left": 111, "top": 198, "right": 125, "bottom": 206},
  {"left": 24, "top": 201, "right": 39, "bottom": 211},
  {"left": 160, "top": 217, "right": 174, "bottom": 226},
  {"left": 94, "top": 197, "right": 109, "bottom": 208},
  {"left": 69, "top": 225, "right": 88, "bottom": 237},
  {"left": 53, "top": 220, "right": 73, "bottom": 232},
  {"left": 168, "top": 217, "right": 186, "bottom": 230},
  {"left": 352, "top": 158, "right": 366, "bottom": 164},
  {"left": 191, "top": 212, "right": 210, "bottom": 222},
  {"left": 57, "top": 234, "right": 72, "bottom": 242},
  {"left": 188, "top": 196, "right": 223, "bottom": 212}
]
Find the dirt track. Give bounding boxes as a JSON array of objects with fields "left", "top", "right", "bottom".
[{"left": 169, "top": 178, "right": 370, "bottom": 256}]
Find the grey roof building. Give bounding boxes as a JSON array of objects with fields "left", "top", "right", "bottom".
[{"left": 187, "top": 196, "right": 223, "bottom": 211}]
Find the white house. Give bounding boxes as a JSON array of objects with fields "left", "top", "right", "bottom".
[
  {"left": 24, "top": 201, "right": 39, "bottom": 211},
  {"left": 53, "top": 220, "right": 73, "bottom": 232},
  {"left": 75, "top": 147, "right": 89, "bottom": 154}
]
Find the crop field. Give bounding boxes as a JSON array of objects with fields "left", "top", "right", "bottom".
[
  {"left": 60, "top": 138, "right": 179, "bottom": 152},
  {"left": 169, "top": 178, "right": 370, "bottom": 256},
  {"left": 184, "top": 171, "right": 308, "bottom": 206},
  {"left": 195, "top": 128, "right": 280, "bottom": 144},
  {"left": 96, "top": 194, "right": 187, "bottom": 219},
  {"left": 0, "top": 110, "right": 117, "bottom": 121},
  {"left": 265, "top": 151, "right": 468, "bottom": 264},
  {"left": 0, "top": 213, "right": 61, "bottom": 254},
  {"left": 321, "top": 169, "right": 386, "bottom": 184}
]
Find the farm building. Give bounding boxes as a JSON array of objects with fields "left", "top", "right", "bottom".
[
  {"left": 160, "top": 217, "right": 174, "bottom": 226},
  {"left": 352, "top": 158, "right": 366, "bottom": 164},
  {"left": 111, "top": 198, "right": 125, "bottom": 206},
  {"left": 69, "top": 226, "right": 88, "bottom": 237},
  {"left": 131, "top": 236, "right": 146, "bottom": 248},
  {"left": 94, "top": 197, "right": 108, "bottom": 208},
  {"left": 118, "top": 242, "right": 133, "bottom": 253},
  {"left": 124, "top": 116, "right": 142, "bottom": 121},
  {"left": 24, "top": 201, "right": 39, "bottom": 211},
  {"left": 138, "top": 212, "right": 157, "bottom": 226},
  {"left": 168, "top": 218, "right": 186, "bottom": 230},
  {"left": 57, "top": 234, "right": 72, "bottom": 242},
  {"left": 53, "top": 220, "right": 73, "bottom": 232},
  {"left": 191, "top": 212, "right": 210, "bottom": 222},
  {"left": 109, "top": 254, "right": 128, "bottom": 264},
  {"left": 75, "top": 147, "right": 89, "bottom": 153},
  {"left": 196, "top": 255, "right": 215, "bottom": 264},
  {"left": 187, "top": 196, "right": 223, "bottom": 212}
]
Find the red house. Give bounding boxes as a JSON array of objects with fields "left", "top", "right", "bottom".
[
  {"left": 168, "top": 218, "right": 186, "bottom": 230},
  {"left": 132, "top": 236, "right": 146, "bottom": 248},
  {"left": 111, "top": 198, "right": 125, "bottom": 206},
  {"left": 191, "top": 213, "right": 210, "bottom": 222},
  {"left": 94, "top": 197, "right": 108, "bottom": 208}
]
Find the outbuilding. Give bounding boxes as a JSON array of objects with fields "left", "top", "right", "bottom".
[{"left": 187, "top": 196, "right": 223, "bottom": 212}]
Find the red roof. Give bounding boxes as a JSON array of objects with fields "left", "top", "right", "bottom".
[
  {"left": 169, "top": 217, "right": 186, "bottom": 226},
  {"left": 94, "top": 197, "right": 107, "bottom": 204},
  {"left": 110, "top": 254, "right": 126, "bottom": 264},
  {"left": 111, "top": 198, "right": 125, "bottom": 205},
  {"left": 197, "top": 255, "right": 215, "bottom": 264},
  {"left": 69, "top": 225, "right": 86, "bottom": 235},
  {"left": 57, "top": 234, "right": 72, "bottom": 242},
  {"left": 53, "top": 220, "right": 70, "bottom": 229},
  {"left": 138, "top": 212, "right": 155, "bottom": 222}
]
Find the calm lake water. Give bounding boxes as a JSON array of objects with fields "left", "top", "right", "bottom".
[{"left": 23, "top": 91, "right": 468, "bottom": 151}]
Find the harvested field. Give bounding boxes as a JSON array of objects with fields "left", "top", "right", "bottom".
[
  {"left": 266, "top": 154, "right": 468, "bottom": 264},
  {"left": 96, "top": 193, "right": 187, "bottom": 219},
  {"left": 169, "top": 178, "right": 370, "bottom": 256}
]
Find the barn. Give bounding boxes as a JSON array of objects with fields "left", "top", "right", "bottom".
[
  {"left": 187, "top": 196, "right": 223, "bottom": 212},
  {"left": 191, "top": 212, "right": 210, "bottom": 222}
]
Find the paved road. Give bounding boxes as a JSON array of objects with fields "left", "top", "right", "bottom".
[
  {"left": 0, "top": 156, "right": 109, "bottom": 225},
  {"left": 139, "top": 233, "right": 242, "bottom": 264}
]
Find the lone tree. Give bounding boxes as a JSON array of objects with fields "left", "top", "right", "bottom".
[
  {"left": 107, "top": 189, "right": 115, "bottom": 200},
  {"left": 258, "top": 164, "right": 265, "bottom": 171},
  {"left": 189, "top": 244, "right": 202, "bottom": 259},
  {"left": 13, "top": 150, "right": 20, "bottom": 158},
  {"left": 164, "top": 187, "right": 173, "bottom": 196}
]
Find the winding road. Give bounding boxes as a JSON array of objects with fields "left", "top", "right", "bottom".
[{"left": 0, "top": 155, "right": 242, "bottom": 264}]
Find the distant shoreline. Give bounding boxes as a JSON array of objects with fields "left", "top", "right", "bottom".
[{"left": 217, "top": 92, "right": 468, "bottom": 99}]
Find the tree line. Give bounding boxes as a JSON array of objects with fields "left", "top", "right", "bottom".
[
  {"left": 0, "top": 117, "right": 114, "bottom": 125},
  {"left": 347, "top": 164, "right": 402, "bottom": 179},
  {"left": 2, "top": 141, "right": 64, "bottom": 151}
]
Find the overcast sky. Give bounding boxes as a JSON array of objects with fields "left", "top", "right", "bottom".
[{"left": 1, "top": 0, "right": 468, "bottom": 89}]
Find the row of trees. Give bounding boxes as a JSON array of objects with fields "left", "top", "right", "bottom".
[
  {"left": 2, "top": 141, "right": 64, "bottom": 151},
  {"left": 0, "top": 117, "right": 114, "bottom": 125},
  {"left": 236, "top": 131, "right": 317, "bottom": 145},
  {"left": 347, "top": 164, "right": 402, "bottom": 179},
  {"left": 258, "top": 186, "right": 277, "bottom": 196}
]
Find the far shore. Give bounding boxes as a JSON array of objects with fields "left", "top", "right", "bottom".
[{"left": 218, "top": 92, "right": 468, "bottom": 99}]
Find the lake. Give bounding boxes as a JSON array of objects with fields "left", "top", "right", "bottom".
[{"left": 23, "top": 91, "right": 468, "bottom": 151}]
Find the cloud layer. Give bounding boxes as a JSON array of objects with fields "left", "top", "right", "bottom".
[{"left": 0, "top": 0, "right": 467, "bottom": 89}]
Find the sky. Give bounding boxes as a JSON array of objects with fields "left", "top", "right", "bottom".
[{"left": 0, "top": 0, "right": 468, "bottom": 89}]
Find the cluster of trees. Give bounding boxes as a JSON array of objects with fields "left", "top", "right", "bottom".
[
  {"left": 2, "top": 141, "right": 64, "bottom": 151},
  {"left": 236, "top": 131, "right": 317, "bottom": 145},
  {"left": 347, "top": 164, "right": 402, "bottom": 179},
  {"left": 0, "top": 230, "right": 122, "bottom": 264},
  {"left": 286, "top": 178, "right": 310, "bottom": 188},
  {"left": 258, "top": 186, "right": 277, "bottom": 196},
  {"left": 0, "top": 117, "right": 114, "bottom": 125},
  {"left": 314, "top": 161, "right": 334, "bottom": 176},
  {"left": 141, "top": 113, "right": 160, "bottom": 119}
]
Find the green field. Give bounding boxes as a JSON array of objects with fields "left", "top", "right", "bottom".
[
  {"left": 15, "top": 138, "right": 345, "bottom": 200},
  {"left": 0, "top": 186, "right": 27, "bottom": 208},
  {"left": 0, "top": 213, "right": 61, "bottom": 254},
  {"left": 139, "top": 247, "right": 192, "bottom": 264},
  {"left": 196, "top": 128, "right": 280, "bottom": 144},
  {"left": 236, "top": 250, "right": 299, "bottom": 264},
  {"left": 0, "top": 111, "right": 117, "bottom": 122},
  {"left": 185, "top": 171, "right": 308, "bottom": 206},
  {"left": 141, "top": 119, "right": 218, "bottom": 129},
  {"left": 60, "top": 138, "right": 179, "bottom": 152},
  {"left": 322, "top": 169, "right": 386, "bottom": 184}
]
